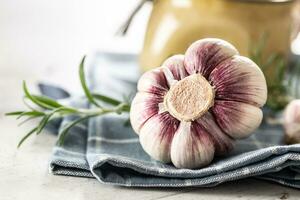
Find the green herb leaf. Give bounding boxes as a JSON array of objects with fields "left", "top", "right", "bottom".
[
  {"left": 36, "top": 116, "right": 51, "bottom": 134},
  {"left": 18, "top": 115, "right": 42, "bottom": 126},
  {"left": 79, "top": 56, "right": 101, "bottom": 108},
  {"left": 31, "top": 95, "right": 63, "bottom": 108},
  {"left": 92, "top": 93, "right": 121, "bottom": 106},
  {"left": 16, "top": 111, "right": 45, "bottom": 119},
  {"left": 250, "top": 32, "right": 268, "bottom": 67},
  {"left": 6, "top": 111, "right": 44, "bottom": 119},
  {"left": 5, "top": 111, "right": 25, "bottom": 116},
  {"left": 263, "top": 53, "right": 279, "bottom": 70},
  {"left": 36, "top": 108, "right": 66, "bottom": 134},
  {"left": 17, "top": 127, "right": 38, "bottom": 148},
  {"left": 23, "top": 81, "right": 53, "bottom": 109},
  {"left": 249, "top": 32, "right": 289, "bottom": 111},
  {"left": 276, "top": 57, "right": 286, "bottom": 82},
  {"left": 58, "top": 114, "right": 96, "bottom": 145}
]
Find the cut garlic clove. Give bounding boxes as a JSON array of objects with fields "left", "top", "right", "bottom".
[
  {"left": 210, "top": 56, "right": 267, "bottom": 107},
  {"left": 212, "top": 100, "right": 263, "bottom": 139},
  {"left": 130, "top": 92, "right": 164, "bottom": 134},
  {"left": 139, "top": 113, "right": 179, "bottom": 163},
  {"left": 137, "top": 68, "right": 169, "bottom": 95},
  {"left": 184, "top": 38, "right": 239, "bottom": 78},
  {"left": 196, "top": 112, "right": 234, "bottom": 155},
  {"left": 162, "top": 55, "right": 188, "bottom": 86},
  {"left": 170, "top": 121, "right": 215, "bottom": 169}
]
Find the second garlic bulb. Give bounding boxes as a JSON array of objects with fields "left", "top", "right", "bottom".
[{"left": 284, "top": 100, "right": 300, "bottom": 144}]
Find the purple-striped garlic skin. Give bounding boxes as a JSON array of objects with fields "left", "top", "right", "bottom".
[
  {"left": 170, "top": 121, "right": 215, "bottom": 169},
  {"left": 196, "top": 112, "right": 234, "bottom": 155},
  {"left": 284, "top": 100, "right": 300, "bottom": 144},
  {"left": 130, "top": 38, "right": 267, "bottom": 169},
  {"left": 184, "top": 38, "right": 238, "bottom": 78}
]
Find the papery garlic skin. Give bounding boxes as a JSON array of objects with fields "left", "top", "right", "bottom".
[
  {"left": 184, "top": 38, "right": 239, "bottom": 77},
  {"left": 284, "top": 100, "right": 300, "bottom": 144},
  {"left": 130, "top": 38, "right": 267, "bottom": 169},
  {"left": 170, "top": 121, "right": 215, "bottom": 169},
  {"left": 139, "top": 113, "right": 179, "bottom": 162}
]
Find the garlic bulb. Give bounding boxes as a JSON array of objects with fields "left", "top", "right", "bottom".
[
  {"left": 284, "top": 100, "right": 300, "bottom": 144},
  {"left": 130, "top": 38, "right": 267, "bottom": 169}
]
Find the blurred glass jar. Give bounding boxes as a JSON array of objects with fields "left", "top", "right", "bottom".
[{"left": 140, "top": 0, "right": 297, "bottom": 72}]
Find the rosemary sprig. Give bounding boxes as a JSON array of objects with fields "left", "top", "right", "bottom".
[
  {"left": 249, "top": 32, "right": 291, "bottom": 111},
  {"left": 6, "top": 56, "right": 131, "bottom": 147}
]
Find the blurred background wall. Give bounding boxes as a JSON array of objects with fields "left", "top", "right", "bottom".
[
  {"left": 0, "top": 0, "right": 151, "bottom": 112},
  {"left": 0, "top": 0, "right": 150, "bottom": 90}
]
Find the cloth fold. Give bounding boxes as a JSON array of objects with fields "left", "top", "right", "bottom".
[{"left": 48, "top": 52, "right": 300, "bottom": 188}]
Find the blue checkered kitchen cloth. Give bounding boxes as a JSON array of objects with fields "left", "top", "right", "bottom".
[{"left": 46, "top": 52, "right": 300, "bottom": 188}]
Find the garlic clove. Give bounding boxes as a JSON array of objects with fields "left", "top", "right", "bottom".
[
  {"left": 139, "top": 113, "right": 180, "bottom": 163},
  {"left": 210, "top": 55, "right": 267, "bottom": 107},
  {"left": 137, "top": 67, "right": 169, "bottom": 95},
  {"left": 130, "top": 92, "right": 164, "bottom": 134},
  {"left": 196, "top": 112, "right": 234, "bottom": 155},
  {"left": 283, "top": 100, "right": 300, "bottom": 144},
  {"left": 162, "top": 55, "right": 188, "bottom": 86},
  {"left": 170, "top": 121, "right": 215, "bottom": 169},
  {"left": 212, "top": 100, "right": 263, "bottom": 139},
  {"left": 184, "top": 38, "right": 239, "bottom": 78}
]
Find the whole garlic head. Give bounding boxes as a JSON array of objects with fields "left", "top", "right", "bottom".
[
  {"left": 284, "top": 100, "right": 300, "bottom": 144},
  {"left": 130, "top": 38, "right": 267, "bottom": 169}
]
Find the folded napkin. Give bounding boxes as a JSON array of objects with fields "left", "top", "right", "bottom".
[{"left": 47, "top": 52, "right": 300, "bottom": 188}]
